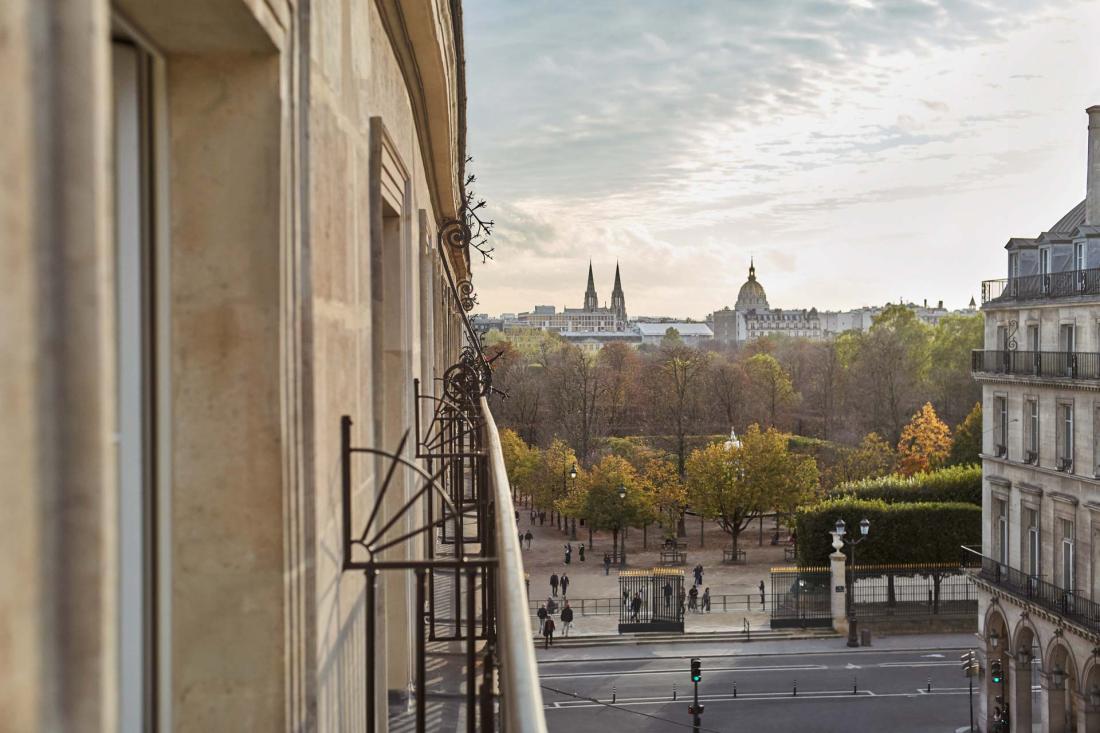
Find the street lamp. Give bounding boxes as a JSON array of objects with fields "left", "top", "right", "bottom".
[
  {"left": 569, "top": 463, "right": 578, "bottom": 540},
  {"left": 618, "top": 484, "right": 627, "bottom": 567},
  {"left": 837, "top": 517, "right": 871, "bottom": 647}
]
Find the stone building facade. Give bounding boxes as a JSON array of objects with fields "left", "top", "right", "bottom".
[
  {"left": 0, "top": 2, "right": 535, "bottom": 732},
  {"left": 515, "top": 262, "right": 628, "bottom": 332},
  {"left": 971, "top": 106, "right": 1100, "bottom": 733}
]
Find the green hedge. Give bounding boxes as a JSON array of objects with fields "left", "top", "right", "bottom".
[
  {"left": 826, "top": 464, "right": 981, "bottom": 506},
  {"left": 794, "top": 498, "right": 980, "bottom": 566}
]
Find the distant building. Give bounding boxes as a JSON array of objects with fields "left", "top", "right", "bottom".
[
  {"left": 712, "top": 260, "right": 976, "bottom": 344},
  {"left": 635, "top": 321, "right": 714, "bottom": 347},
  {"left": 515, "top": 262, "right": 628, "bottom": 332}
]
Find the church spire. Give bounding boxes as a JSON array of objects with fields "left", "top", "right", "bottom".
[
  {"left": 748, "top": 257, "right": 756, "bottom": 280},
  {"left": 584, "top": 261, "right": 599, "bottom": 311},
  {"left": 610, "top": 261, "right": 627, "bottom": 325}
]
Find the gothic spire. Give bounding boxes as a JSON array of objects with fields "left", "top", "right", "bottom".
[
  {"left": 584, "top": 261, "right": 599, "bottom": 311},
  {"left": 612, "top": 262, "right": 623, "bottom": 294}
]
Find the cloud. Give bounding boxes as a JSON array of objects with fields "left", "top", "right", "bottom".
[{"left": 464, "top": 0, "right": 1100, "bottom": 317}]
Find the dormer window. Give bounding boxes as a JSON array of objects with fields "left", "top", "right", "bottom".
[
  {"left": 1009, "top": 252, "right": 1020, "bottom": 279},
  {"left": 1040, "top": 248, "right": 1051, "bottom": 275},
  {"left": 1076, "top": 242, "right": 1087, "bottom": 272}
]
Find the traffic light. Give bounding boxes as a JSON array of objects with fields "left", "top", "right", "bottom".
[
  {"left": 991, "top": 659, "right": 1003, "bottom": 685},
  {"left": 960, "top": 650, "right": 979, "bottom": 677},
  {"left": 691, "top": 658, "right": 702, "bottom": 683}
]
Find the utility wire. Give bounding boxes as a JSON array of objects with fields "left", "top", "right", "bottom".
[{"left": 540, "top": 684, "right": 721, "bottom": 733}]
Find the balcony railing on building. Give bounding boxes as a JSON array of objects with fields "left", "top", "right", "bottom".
[
  {"left": 965, "top": 549, "right": 1100, "bottom": 636},
  {"left": 982, "top": 266, "right": 1100, "bottom": 304},
  {"left": 341, "top": 219, "right": 545, "bottom": 733},
  {"left": 971, "top": 349, "right": 1100, "bottom": 381}
]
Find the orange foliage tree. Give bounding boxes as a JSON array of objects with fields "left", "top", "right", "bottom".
[{"left": 896, "top": 402, "right": 952, "bottom": 476}]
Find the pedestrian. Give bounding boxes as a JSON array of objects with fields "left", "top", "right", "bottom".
[
  {"left": 530, "top": 509, "right": 536, "bottom": 522},
  {"left": 663, "top": 581, "right": 673, "bottom": 609},
  {"left": 688, "top": 585, "right": 699, "bottom": 612},
  {"left": 525, "top": 530, "right": 533, "bottom": 550},
  {"left": 758, "top": 580, "right": 766, "bottom": 610},
  {"left": 546, "top": 596, "right": 558, "bottom": 615},
  {"left": 702, "top": 587, "right": 711, "bottom": 613},
  {"left": 603, "top": 553, "right": 611, "bottom": 576},
  {"left": 564, "top": 543, "right": 572, "bottom": 565},
  {"left": 579, "top": 543, "right": 586, "bottom": 562},
  {"left": 525, "top": 573, "right": 530, "bottom": 596},
  {"left": 518, "top": 529, "right": 523, "bottom": 547},
  {"left": 539, "top": 511, "right": 546, "bottom": 525},
  {"left": 561, "top": 573, "right": 570, "bottom": 597},
  {"left": 693, "top": 564, "right": 704, "bottom": 586},
  {"left": 622, "top": 589, "right": 630, "bottom": 608},
  {"left": 561, "top": 602, "right": 574, "bottom": 637},
  {"left": 537, "top": 604, "right": 547, "bottom": 625},
  {"left": 550, "top": 573, "right": 559, "bottom": 597},
  {"left": 630, "top": 593, "right": 642, "bottom": 622},
  {"left": 542, "top": 617, "right": 556, "bottom": 648},
  {"left": 515, "top": 509, "right": 519, "bottom": 523}
]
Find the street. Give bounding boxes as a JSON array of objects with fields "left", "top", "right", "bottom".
[{"left": 539, "top": 638, "right": 977, "bottom": 732}]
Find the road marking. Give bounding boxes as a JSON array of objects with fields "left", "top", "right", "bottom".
[
  {"left": 543, "top": 689, "right": 971, "bottom": 710},
  {"left": 845, "top": 663, "right": 862, "bottom": 669},
  {"left": 539, "top": 664, "right": 826, "bottom": 679},
  {"left": 922, "top": 653, "right": 946, "bottom": 658},
  {"left": 880, "top": 661, "right": 957, "bottom": 668}
]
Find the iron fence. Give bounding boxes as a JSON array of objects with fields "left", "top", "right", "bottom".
[
  {"left": 972, "top": 349, "right": 1100, "bottom": 380},
  {"left": 618, "top": 568, "right": 685, "bottom": 633},
  {"left": 982, "top": 266, "right": 1100, "bottom": 304},
  {"left": 770, "top": 566, "right": 832, "bottom": 629},
  {"left": 849, "top": 563, "right": 977, "bottom": 619},
  {"left": 530, "top": 593, "right": 765, "bottom": 617}
]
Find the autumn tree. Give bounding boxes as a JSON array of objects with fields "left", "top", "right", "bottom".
[
  {"left": 532, "top": 438, "right": 578, "bottom": 528},
  {"left": 947, "top": 402, "right": 982, "bottom": 467},
  {"left": 706, "top": 354, "right": 747, "bottom": 433},
  {"left": 498, "top": 428, "right": 539, "bottom": 502},
  {"left": 598, "top": 342, "right": 643, "bottom": 435},
  {"left": 544, "top": 344, "right": 607, "bottom": 462},
  {"left": 562, "top": 454, "right": 654, "bottom": 560},
  {"left": 928, "top": 314, "right": 983, "bottom": 427},
  {"left": 825, "top": 432, "right": 896, "bottom": 487},
  {"left": 686, "top": 425, "right": 820, "bottom": 552},
  {"left": 640, "top": 457, "right": 688, "bottom": 540},
  {"left": 897, "top": 402, "right": 952, "bottom": 476},
  {"left": 642, "top": 336, "right": 711, "bottom": 475},
  {"left": 744, "top": 353, "right": 799, "bottom": 428}
]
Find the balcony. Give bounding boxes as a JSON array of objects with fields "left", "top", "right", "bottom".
[
  {"left": 982, "top": 266, "right": 1100, "bottom": 304},
  {"left": 971, "top": 349, "right": 1100, "bottom": 381},
  {"left": 967, "top": 551, "right": 1100, "bottom": 636}
]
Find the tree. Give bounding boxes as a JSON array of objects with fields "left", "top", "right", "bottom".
[
  {"left": 597, "top": 342, "right": 642, "bottom": 435},
  {"left": 532, "top": 438, "right": 578, "bottom": 527},
  {"left": 825, "top": 432, "right": 897, "bottom": 487},
  {"left": 928, "top": 314, "right": 983, "bottom": 427},
  {"left": 897, "top": 402, "right": 952, "bottom": 476},
  {"left": 744, "top": 353, "right": 799, "bottom": 428},
  {"left": 947, "top": 402, "right": 982, "bottom": 467},
  {"left": 686, "top": 425, "right": 820, "bottom": 552},
  {"left": 563, "top": 454, "right": 654, "bottom": 559},
  {"left": 640, "top": 458, "right": 687, "bottom": 540},
  {"left": 642, "top": 340, "right": 711, "bottom": 476},
  {"left": 498, "top": 428, "right": 539, "bottom": 500},
  {"left": 706, "top": 354, "right": 748, "bottom": 433},
  {"left": 544, "top": 344, "right": 607, "bottom": 462}
]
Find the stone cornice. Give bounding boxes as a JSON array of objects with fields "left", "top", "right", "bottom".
[
  {"left": 1018, "top": 482, "right": 1044, "bottom": 496},
  {"left": 988, "top": 475, "right": 1012, "bottom": 487},
  {"left": 982, "top": 456, "right": 1100, "bottom": 488},
  {"left": 973, "top": 373, "right": 1100, "bottom": 391},
  {"left": 1049, "top": 491, "right": 1080, "bottom": 506}
]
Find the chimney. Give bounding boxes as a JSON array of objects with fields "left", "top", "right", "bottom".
[
  {"left": 1088, "top": 105, "right": 1100, "bottom": 225},
  {"left": 923, "top": 298, "right": 927, "bottom": 308},
  {"left": 937, "top": 300, "right": 943, "bottom": 309}
]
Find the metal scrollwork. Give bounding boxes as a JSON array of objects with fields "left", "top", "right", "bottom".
[
  {"left": 440, "top": 218, "right": 471, "bottom": 255},
  {"left": 1007, "top": 319, "right": 1018, "bottom": 351},
  {"left": 457, "top": 278, "right": 477, "bottom": 312}
]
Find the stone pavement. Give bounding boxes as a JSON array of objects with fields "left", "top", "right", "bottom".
[{"left": 514, "top": 502, "right": 795, "bottom": 635}]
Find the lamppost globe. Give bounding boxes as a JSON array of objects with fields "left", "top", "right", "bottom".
[
  {"left": 859, "top": 518, "right": 870, "bottom": 537},
  {"left": 835, "top": 518, "right": 846, "bottom": 537},
  {"left": 569, "top": 464, "right": 577, "bottom": 481},
  {"left": 618, "top": 485, "right": 626, "bottom": 500}
]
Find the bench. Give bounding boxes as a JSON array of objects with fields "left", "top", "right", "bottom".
[
  {"left": 722, "top": 548, "right": 747, "bottom": 564},
  {"left": 659, "top": 550, "right": 687, "bottom": 566}
]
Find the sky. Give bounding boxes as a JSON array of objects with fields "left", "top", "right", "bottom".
[{"left": 463, "top": 0, "right": 1100, "bottom": 320}]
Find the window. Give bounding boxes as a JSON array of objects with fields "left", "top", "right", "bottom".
[
  {"left": 1058, "top": 403, "right": 1074, "bottom": 470},
  {"left": 995, "top": 396, "right": 1008, "bottom": 456},
  {"left": 1040, "top": 248, "right": 1051, "bottom": 275},
  {"left": 1061, "top": 518, "right": 1075, "bottom": 590},
  {"left": 1009, "top": 252, "right": 1020, "bottom": 279},
  {"left": 1076, "top": 241, "right": 1087, "bottom": 272},
  {"left": 1060, "top": 323, "right": 1076, "bottom": 353},
  {"left": 1027, "top": 324, "right": 1039, "bottom": 352},
  {"left": 1026, "top": 508, "right": 1040, "bottom": 577},
  {"left": 1025, "top": 398, "right": 1039, "bottom": 463},
  {"left": 994, "top": 499, "right": 1009, "bottom": 565}
]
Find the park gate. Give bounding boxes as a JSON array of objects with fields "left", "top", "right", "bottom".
[
  {"left": 769, "top": 565, "right": 832, "bottom": 629},
  {"left": 618, "top": 567, "right": 685, "bottom": 633}
]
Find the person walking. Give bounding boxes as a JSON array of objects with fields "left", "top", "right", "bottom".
[
  {"left": 560, "top": 573, "right": 570, "bottom": 597},
  {"left": 550, "top": 573, "right": 559, "bottom": 597},
  {"left": 524, "top": 530, "right": 533, "bottom": 550},
  {"left": 578, "top": 543, "right": 586, "bottom": 562},
  {"left": 537, "top": 604, "right": 548, "bottom": 626},
  {"left": 693, "top": 564, "right": 704, "bottom": 587},
  {"left": 542, "top": 617, "right": 556, "bottom": 648},
  {"left": 702, "top": 587, "right": 711, "bottom": 613},
  {"left": 561, "top": 602, "right": 574, "bottom": 637},
  {"left": 663, "top": 581, "right": 673, "bottom": 610},
  {"left": 546, "top": 596, "right": 558, "bottom": 615},
  {"left": 758, "top": 580, "right": 766, "bottom": 610},
  {"left": 688, "top": 585, "right": 699, "bottom": 612},
  {"left": 603, "top": 553, "right": 611, "bottom": 576},
  {"left": 518, "top": 529, "right": 523, "bottom": 547},
  {"left": 563, "top": 543, "right": 572, "bottom": 565},
  {"left": 525, "top": 573, "right": 530, "bottom": 596},
  {"left": 630, "top": 593, "right": 642, "bottom": 622}
]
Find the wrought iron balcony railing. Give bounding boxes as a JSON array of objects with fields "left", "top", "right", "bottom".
[
  {"left": 965, "top": 549, "right": 1100, "bottom": 635},
  {"left": 971, "top": 349, "right": 1100, "bottom": 380},
  {"left": 982, "top": 266, "right": 1100, "bottom": 304}
]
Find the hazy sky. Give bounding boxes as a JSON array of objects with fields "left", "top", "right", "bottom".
[{"left": 464, "top": 1, "right": 1100, "bottom": 320}]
